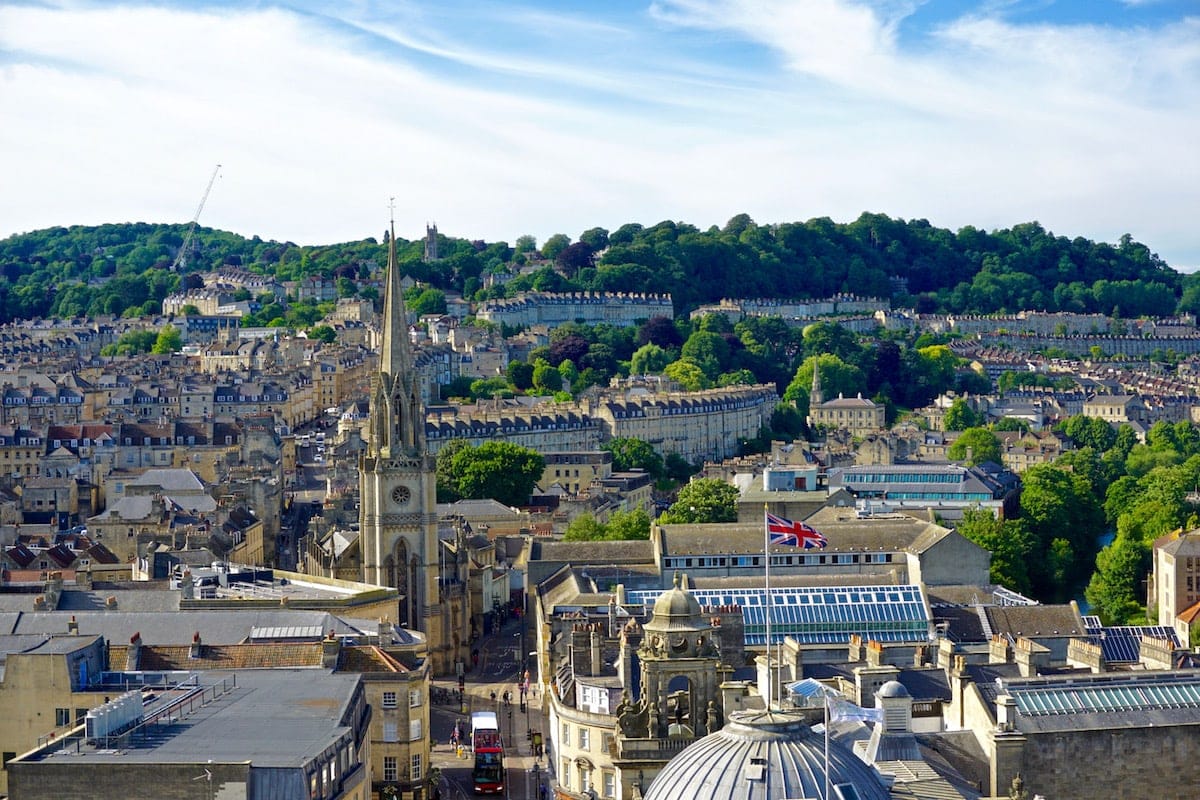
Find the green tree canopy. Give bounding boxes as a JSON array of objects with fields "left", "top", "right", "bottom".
[
  {"left": 151, "top": 324, "right": 182, "bottom": 354},
  {"left": 308, "top": 324, "right": 336, "bottom": 344},
  {"left": 944, "top": 398, "right": 983, "bottom": 431},
  {"left": 1084, "top": 535, "right": 1151, "bottom": 624},
  {"left": 602, "top": 438, "right": 664, "bottom": 478},
  {"left": 955, "top": 508, "right": 1035, "bottom": 596},
  {"left": 947, "top": 427, "right": 1002, "bottom": 465},
  {"left": 630, "top": 343, "right": 673, "bottom": 375},
  {"left": 441, "top": 441, "right": 545, "bottom": 508},
  {"left": 657, "top": 478, "right": 739, "bottom": 524}
]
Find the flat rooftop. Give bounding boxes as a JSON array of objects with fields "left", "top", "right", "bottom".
[{"left": 25, "top": 669, "right": 359, "bottom": 766}]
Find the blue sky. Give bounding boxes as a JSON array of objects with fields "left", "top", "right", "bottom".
[{"left": 1, "top": 0, "right": 1197, "bottom": 269}]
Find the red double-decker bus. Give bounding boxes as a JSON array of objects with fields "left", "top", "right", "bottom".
[{"left": 471, "top": 711, "right": 504, "bottom": 795}]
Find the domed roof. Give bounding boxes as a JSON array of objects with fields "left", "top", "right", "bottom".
[
  {"left": 878, "top": 680, "right": 909, "bottom": 699},
  {"left": 643, "top": 709, "right": 891, "bottom": 800},
  {"left": 651, "top": 572, "right": 703, "bottom": 621},
  {"left": 641, "top": 572, "right": 712, "bottom": 638}
]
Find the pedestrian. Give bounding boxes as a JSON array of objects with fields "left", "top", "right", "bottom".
[{"left": 490, "top": 690, "right": 497, "bottom": 703}]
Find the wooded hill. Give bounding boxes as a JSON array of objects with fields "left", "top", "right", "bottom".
[{"left": 0, "top": 213, "right": 1192, "bottom": 325}]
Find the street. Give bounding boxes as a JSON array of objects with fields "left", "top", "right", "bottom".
[{"left": 429, "top": 615, "right": 549, "bottom": 800}]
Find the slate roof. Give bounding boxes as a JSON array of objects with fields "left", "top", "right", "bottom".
[
  {"left": 108, "top": 641, "right": 325, "bottom": 670},
  {"left": 8, "top": 609, "right": 372, "bottom": 645},
  {"left": 983, "top": 603, "right": 1085, "bottom": 639},
  {"left": 533, "top": 539, "right": 655, "bottom": 564}
]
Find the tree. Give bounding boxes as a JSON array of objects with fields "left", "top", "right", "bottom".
[
  {"left": 308, "top": 324, "right": 336, "bottom": 344},
  {"left": 664, "top": 453, "right": 697, "bottom": 484},
  {"left": 406, "top": 287, "right": 447, "bottom": 315},
  {"left": 532, "top": 360, "right": 563, "bottom": 393},
  {"left": 435, "top": 439, "right": 472, "bottom": 502},
  {"left": 602, "top": 438, "right": 664, "bottom": 478},
  {"left": 680, "top": 330, "right": 731, "bottom": 380},
  {"left": 578, "top": 227, "right": 609, "bottom": 252},
  {"left": 556, "top": 241, "right": 595, "bottom": 278},
  {"left": 783, "top": 354, "right": 866, "bottom": 408},
  {"left": 1084, "top": 535, "right": 1150, "bottom": 624},
  {"left": 630, "top": 343, "right": 672, "bottom": 375},
  {"left": 657, "top": 478, "right": 739, "bottom": 524},
  {"left": 663, "top": 359, "right": 711, "bottom": 391},
  {"left": 955, "top": 508, "right": 1034, "bottom": 596},
  {"left": 469, "top": 377, "right": 513, "bottom": 401},
  {"left": 1061, "top": 414, "right": 1117, "bottom": 452},
  {"left": 637, "top": 316, "right": 684, "bottom": 349},
  {"left": 943, "top": 398, "right": 982, "bottom": 431},
  {"left": 445, "top": 441, "right": 545, "bottom": 508},
  {"left": 947, "top": 427, "right": 1001, "bottom": 465},
  {"left": 548, "top": 335, "right": 590, "bottom": 367},
  {"left": 564, "top": 514, "right": 607, "bottom": 542},
  {"left": 541, "top": 234, "right": 571, "bottom": 261},
  {"left": 607, "top": 508, "right": 651, "bottom": 540},
  {"left": 515, "top": 234, "right": 537, "bottom": 253},
  {"left": 151, "top": 324, "right": 182, "bottom": 354},
  {"left": 506, "top": 361, "right": 535, "bottom": 391},
  {"left": 1019, "top": 464, "right": 1104, "bottom": 600}
]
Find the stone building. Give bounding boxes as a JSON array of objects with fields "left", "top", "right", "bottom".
[{"left": 359, "top": 220, "right": 469, "bottom": 677}]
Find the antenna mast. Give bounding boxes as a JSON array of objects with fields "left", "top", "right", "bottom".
[{"left": 172, "top": 164, "right": 222, "bottom": 272}]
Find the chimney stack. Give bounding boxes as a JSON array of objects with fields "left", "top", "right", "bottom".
[
  {"left": 180, "top": 569, "right": 195, "bottom": 601},
  {"left": 126, "top": 632, "right": 142, "bottom": 671},
  {"left": 190, "top": 632, "right": 203, "bottom": 659},
  {"left": 68, "top": 615, "right": 79, "bottom": 635},
  {"left": 322, "top": 631, "right": 341, "bottom": 669}
]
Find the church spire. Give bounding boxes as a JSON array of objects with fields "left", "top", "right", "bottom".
[
  {"left": 371, "top": 203, "right": 425, "bottom": 457},
  {"left": 380, "top": 204, "right": 414, "bottom": 382}
]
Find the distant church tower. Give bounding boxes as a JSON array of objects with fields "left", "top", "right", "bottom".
[
  {"left": 808, "top": 362, "right": 824, "bottom": 424},
  {"left": 423, "top": 223, "right": 439, "bottom": 262},
  {"left": 361, "top": 215, "right": 456, "bottom": 671}
]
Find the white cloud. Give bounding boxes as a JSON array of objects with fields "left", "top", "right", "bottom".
[{"left": 0, "top": 0, "right": 1197, "bottom": 269}]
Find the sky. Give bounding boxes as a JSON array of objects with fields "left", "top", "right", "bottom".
[{"left": 1, "top": 0, "right": 1198, "bottom": 270}]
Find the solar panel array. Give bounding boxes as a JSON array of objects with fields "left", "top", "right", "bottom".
[
  {"left": 1082, "top": 623, "right": 1181, "bottom": 664},
  {"left": 1007, "top": 676, "right": 1200, "bottom": 717},
  {"left": 626, "top": 585, "right": 931, "bottom": 646}
]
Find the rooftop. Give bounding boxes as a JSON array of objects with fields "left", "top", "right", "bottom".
[{"left": 22, "top": 669, "right": 360, "bottom": 766}]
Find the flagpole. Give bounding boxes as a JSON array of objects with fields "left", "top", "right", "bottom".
[
  {"left": 763, "top": 504, "right": 772, "bottom": 710},
  {"left": 824, "top": 693, "right": 831, "bottom": 800}
]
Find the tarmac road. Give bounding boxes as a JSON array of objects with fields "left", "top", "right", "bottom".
[{"left": 429, "top": 616, "right": 550, "bottom": 800}]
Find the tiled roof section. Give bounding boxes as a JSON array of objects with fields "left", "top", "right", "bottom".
[
  {"left": 983, "top": 604, "right": 1084, "bottom": 638},
  {"left": 6, "top": 543, "right": 37, "bottom": 567},
  {"left": 1178, "top": 599, "right": 1200, "bottom": 625},
  {"left": 107, "top": 642, "right": 324, "bottom": 670},
  {"left": 340, "top": 645, "right": 409, "bottom": 673},
  {"left": 45, "top": 544, "right": 76, "bottom": 568},
  {"left": 85, "top": 542, "right": 120, "bottom": 564},
  {"left": 1159, "top": 531, "right": 1200, "bottom": 557},
  {"left": 533, "top": 539, "right": 655, "bottom": 564}
]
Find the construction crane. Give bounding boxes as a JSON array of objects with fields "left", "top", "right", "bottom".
[{"left": 171, "top": 163, "right": 222, "bottom": 272}]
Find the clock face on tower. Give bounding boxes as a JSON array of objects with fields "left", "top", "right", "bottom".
[{"left": 391, "top": 485, "right": 412, "bottom": 505}]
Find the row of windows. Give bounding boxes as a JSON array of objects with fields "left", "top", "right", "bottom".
[
  {"left": 381, "top": 754, "right": 422, "bottom": 782},
  {"left": 843, "top": 472, "right": 963, "bottom": 484},
  {"left": 380, "top": 719, "right": 423, "bottom": 742},
  {"left": 560, "top": 722, "right": 615, "bottom": 754},
  {"left": 381, "top": 690, "right": 423, "bottom": 708},
  {"left": 662, "top": 553, "right": 893, "bottom": 569},
  {"left": 558, "top": 756, "right": 616, "bottom": 798}
]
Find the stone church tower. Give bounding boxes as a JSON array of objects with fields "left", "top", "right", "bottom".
[
  {"left": 808, "top": 362, "right": 824, "bottom": 425},
  {"left": 360, "top": 218, "right": 463, "bottom": 674}
]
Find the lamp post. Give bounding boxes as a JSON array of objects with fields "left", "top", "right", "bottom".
[{"left": 527, "top": 761, "right": 542, "bottom": 800}]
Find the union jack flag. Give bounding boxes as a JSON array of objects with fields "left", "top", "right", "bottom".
[{"left": 766, "top": 512, "right": 828, "bottom": 549}]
